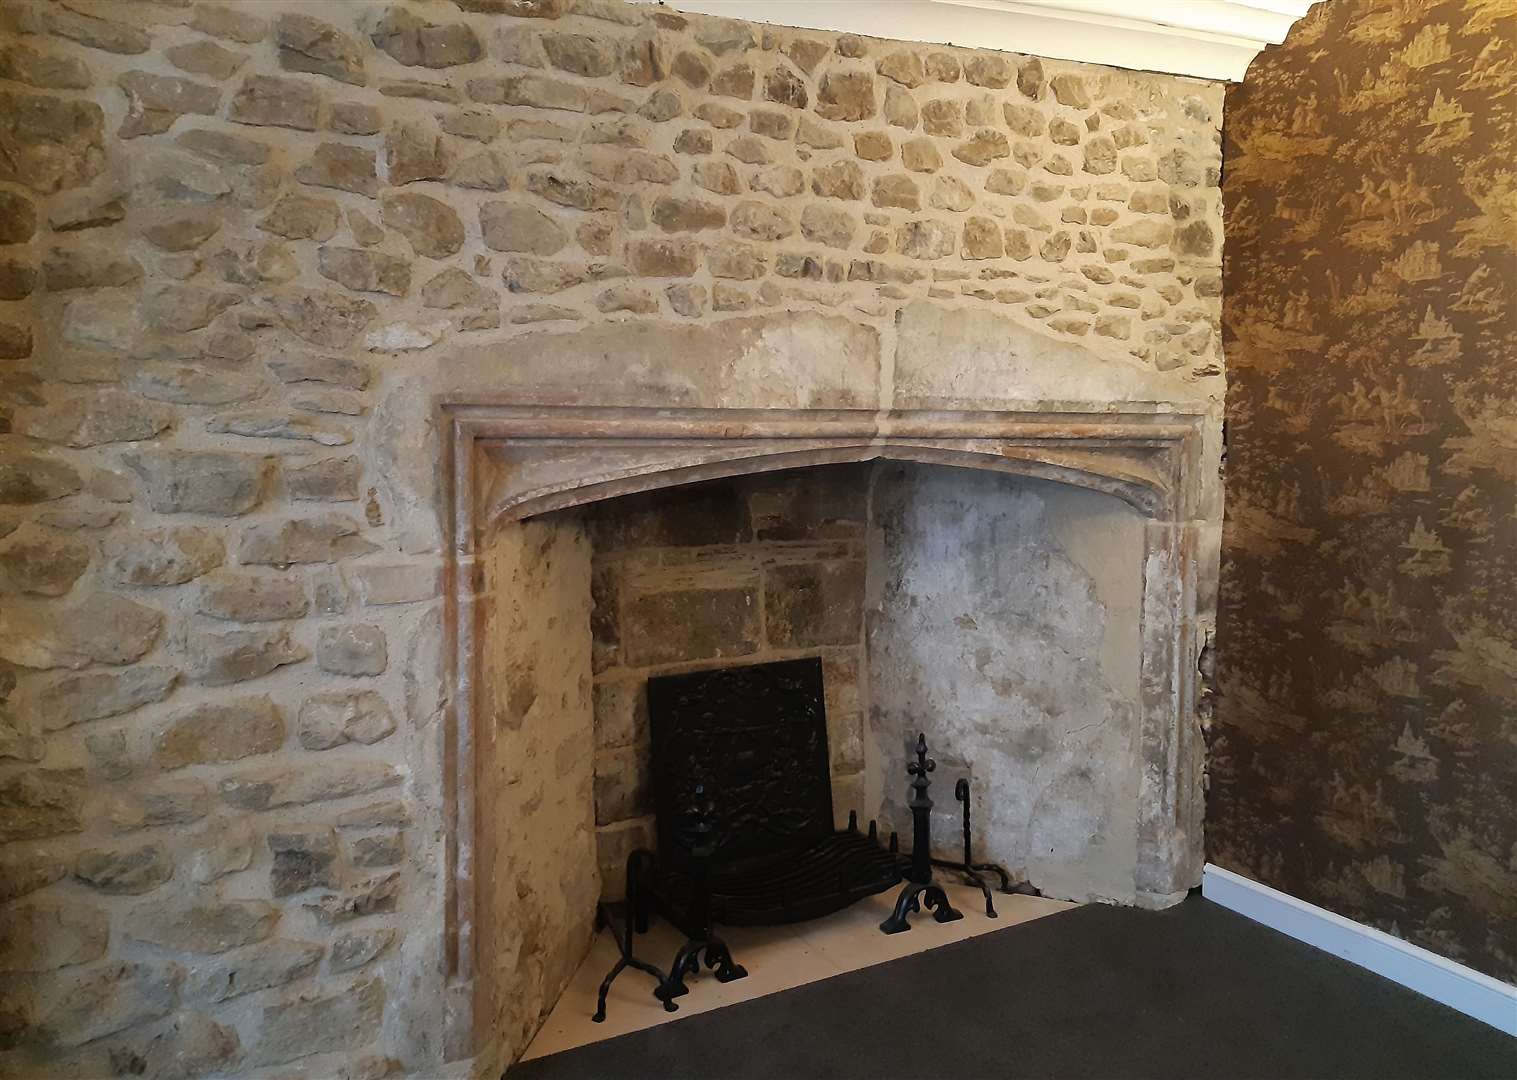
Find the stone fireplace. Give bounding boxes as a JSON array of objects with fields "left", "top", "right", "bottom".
[
  {"left": 0, "top": 2, "right": 1226, "bottom": 1076},
  {"left": 447, "top": 393, "right": 1214, "bottom": 1066}
]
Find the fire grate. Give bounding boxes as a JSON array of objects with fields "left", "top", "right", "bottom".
[{"left": 644, "top": 657, "right": 900, "bottom": 931}]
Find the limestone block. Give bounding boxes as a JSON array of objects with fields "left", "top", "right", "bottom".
[
  {"left": 239, "top": 515, "right": 375, "bottom": 566},
  {"left": 0, "top": 90, "right": 106, "bottom": 194},
  {"left": 287, "top": 456, "right": 363, "bottom": 502},
  {"left": 350, "top": 833, "right": 404, "bottom": 869},
  {"left": 299, "top": 690, "right": 396, "bottom": 749},
  {"left": 35, "top": 961, "right": 182, "bottom": 1049},
  {"left": 370, "top": 6, "right": 482, "bottom": 68},
  {"left": 317, "top": 625, "right": 387, "bottom": 676},
  {"left": 31, "top": 667, "right": 175, "bottom": 734},
  {"left": 305, "top": 871, "right": 400, "bottom": 924},
  {"left": 130, "top": 900, "right": 279, "bottom": 955},
  {"left": 253, "top": 977, "right": 384, "bottom": 1066},
  {"left": 0, "top": 851, "right": 68, "bottom": 904},
  {"left": 480, "top": 201, "right": 568, "bottom": 254},
  {"left": 153, "top": 697, "right": 285, "bottom": 770},
  {"left": 74, "top": 842, "right": 174, "bottom": 895},
  {"left": 816, "top": 70, "right": 875, "bottom": 121},
  {"left": 0, "top": 896, "right": 105, "bottom": 971},
  {"left": 197, "top": 574, "right": 308, "bottom": 623},
  {"left": 0, "top": 525, "right": 90, "bottom": 596},
  {"left": 382, "top": 192, "right": 465, "bottom": 258},
  {"left": 218, "top": 762, "right": 400, "bottom": 811},
  {"left": 229, "top": 75, "right": 322, "bottom": 130},
  {"left": 186, "top": 626, "right": 308, "bottom": 686},
  {"left": 269, "top": 828, "right": 339, "bottom": 896},
  {"left": 188, "top": 939, "right": 323, "bottom": 1003},
  {"left": 107, "top": 527, "right": 224, "bottom": 586},
  {"left": 105, "top": 778, "right": 211, "bottom": 833},
  {"left": 0, "top": 593, "right": 163, "bottom": 670},
  {"left": 329, "top": 928, "right": 396, "bottom": 972},
  {"left": 276, "top": 13, "right": 367, "bottom": 86},
  {"left": 295, "top": 143, "right": 380, "bottom": 197}
]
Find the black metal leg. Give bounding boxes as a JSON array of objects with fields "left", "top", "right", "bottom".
[
  {"left": 703, "top": 936, "right": 747, "bottom": 982},
  {"left": 590, "top": 851, "right": 673, "bottom": 1022},
  {"left": 931, "top": 857, "right": 998, "bottom": 916},
  {"left": 972, "top": 860, "right": 1016, "bottom": 894},
  {"left": 880, "top": 880, "right": 927, "bottom": 934},
  {"left": 922, "top": 883, "right": 963, "bottom": 924},
  {"left": 593, "top": 954, "right": 668, "bottom": 1023}
]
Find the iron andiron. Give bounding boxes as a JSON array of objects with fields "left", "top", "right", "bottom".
[
  {"left": 879, "top": 733, "right": 964, "bottom": 934},
  {"left": 929, "top": 778, "right": 1035, "bottom": 917}
]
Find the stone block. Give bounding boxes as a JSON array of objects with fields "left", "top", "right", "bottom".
[
  {"left": 481, "top": 201, "right": 568, "bottom": 254},
  {"left": 305, "top": 871, "right": 400, "bottom": 924},
  {"left": 126, "top": 450, "right": 266, "bottom": 516},
  {"left": 765, "top": 561, "right": 865, "bottom": 649},
  {"left": 595, "top": 744, "right": 652, "bottom": 824},
  {"left": 0, "top": 90, "right": 106, "bottom": 194},
  {"left": 269, "top": 829, "right": 339, "bottom": 896},
  {"left": 0, "top": 897, "right": 106, "bottom": 971},
  {"left": 106, "top": 778, "right": 211, "bottom": 833},
  {"left": 816, "top": 70, "right": 876, "bottom": 121},
  {"left": 350, "top": 833, "right": 404, "bottom": 869},
  {"left": 329, "top": 928, "right": 396, "bottom": 972},
  {"left": 253, "top": 977, "right": 384, "bottom": 1066},
  {"left": 317, "top": 625, "right": 387, "bottom": 676},
  {"left": 0, "top": 593, "right": 164, "bottom": 670},
  {"left": 622, "top": 585, "right": 760, "bottom": 667},
  {"left": 153, "top": 697, "right": 285, "bottom": 770},
  {"left": 299, "top": 690, "right": 396, "bottom": 749},
  {"left": 199, "top": 573, "right": 309, "bottom": 622},
  {"left": 276, "top": 13, "right": 367, "bottom": 86},
  {"left": 129, "top": 899, "right": 278, "bottom": 954},
  {"left": 218, "top": 762, "right": 400, "bottom": 812},
  {"left": 35, "top": 961, "right": 181, "bottom": 1049},
  {"left": 189, "top": 939, "right": 323, "bottom": 1003},
  {"left": 106, "top": 527, "right": 224, "bottom": 586},
  {"left": 74, "top": 842, "right": 174, "bottom": 895},
  {"left": 382, "top": 193, "right": 465, "bottom": 258},
  {"left": 0, "top": 852, "right": 68, "bottom": 904},
  {"left": 0, "top": 525, "right": 90, "bottom": 596},
  {"left": 230, "top": 75, "right": 321, "bottom": 130},
  {"left": 105, "top": 1009, "right": 241, "bottom": 1077},
  {"left": 186, "top": 626, "right": 308, "bottom": 687},
  {"left": 239, "top": 515, "right": 375, "bottom": 566}
]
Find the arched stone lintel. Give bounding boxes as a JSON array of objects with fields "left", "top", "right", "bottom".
[{"left": 478, "top": 439, "right": 1175, "bottom": 536}]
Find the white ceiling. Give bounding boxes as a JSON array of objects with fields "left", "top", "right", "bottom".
[{"left": 629, "top": 0, "right": 1317, "bottom": 82}]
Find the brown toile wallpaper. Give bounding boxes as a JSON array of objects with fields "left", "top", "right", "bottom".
[{"left": 1212, "top": 0, "right": 1517, "bottom": 982}]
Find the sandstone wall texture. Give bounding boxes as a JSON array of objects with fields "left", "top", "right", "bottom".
[
  {"left": 1213, "top": 0, "right": 1517, "bottom": 983},
  {"left": 0, "top": 0, "right": 1225, "bottom": 1072},
  {"left": 477, "top": 517, "right": 597, "bottom": 1072},
  {"left": 585, "top": 465, "right": 871, "bottom": 895}
]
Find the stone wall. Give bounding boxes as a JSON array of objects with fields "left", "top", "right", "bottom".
[
  {"left": 866, "top": 465, "right": 1147, "bottom": 904},
  {"left": 585, "top": 465, "right": 870, "bottom": 894},
  {"left": 476, "top": 517, "right": 597, "bottom": 1071},
  {"left": 0, "top": 0, "right": 1225, "bottom": 1073}
]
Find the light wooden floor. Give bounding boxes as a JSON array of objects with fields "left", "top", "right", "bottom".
[{"left": 522, "top": 883, "right": 1075, "bottom": 1060}]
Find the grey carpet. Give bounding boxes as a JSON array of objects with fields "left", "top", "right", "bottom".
[{"left": 511, "top": 894, "right": 1517, "bottom": 1079}]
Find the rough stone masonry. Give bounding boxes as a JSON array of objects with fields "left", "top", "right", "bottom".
[{"left": 0, "top": 0, "right": 1225, "bottom": 1075}]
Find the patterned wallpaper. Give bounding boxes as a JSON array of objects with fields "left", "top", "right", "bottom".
[{"left": 1212, "top": 0, "right": 1517, "bottom": 982}]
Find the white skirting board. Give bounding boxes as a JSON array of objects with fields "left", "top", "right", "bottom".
[{"left": 1202, "top": 864, "right": 1517, "bottom": 1037}]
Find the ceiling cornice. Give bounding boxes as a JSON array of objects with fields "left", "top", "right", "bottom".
[{"left": 628, "top": 0, "right": 1316, "bottom": 82}]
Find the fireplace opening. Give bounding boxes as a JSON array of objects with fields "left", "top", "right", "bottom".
[{"left": 472, "top": 458, "right": 1154, "bottom": 1063}]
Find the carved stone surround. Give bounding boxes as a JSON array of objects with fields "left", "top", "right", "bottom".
[{"left": 438, "top": 403, "right": 1209, "bottom": 1053}]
